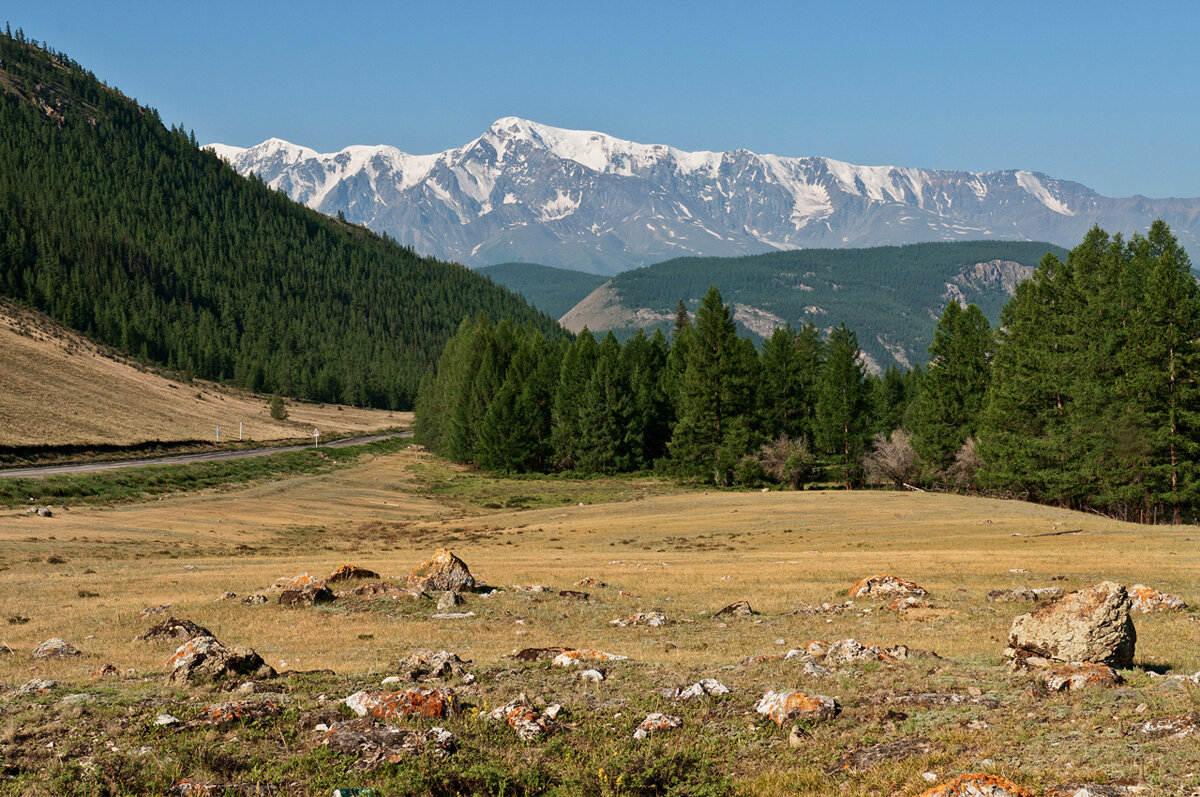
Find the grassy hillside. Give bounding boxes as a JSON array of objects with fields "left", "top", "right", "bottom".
[
  {"left": 477, "top": 262, "right": 607, "bottom": 319},
  {"left": 0, "top": 298, "right": 406, "bottom": 450},
  {"left": 561, "top": 240, "right": 1068, "bottom": 370},
  {"left": 0, "top": 31, "right": 564, "bottom": 410}
]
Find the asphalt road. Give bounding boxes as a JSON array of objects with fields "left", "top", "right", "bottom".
[{"left": 0, "top": 431, "right": 411, "bottom": 478}]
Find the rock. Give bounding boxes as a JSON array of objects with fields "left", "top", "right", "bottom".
[
  {"left": 823, "top": 638, "right": 899, "bottom": 665},
  {"left": 552, "top": 649, "right": 628, "bottom": 667},
  {"left": 137, "top": 616, "right": 213, "bottom": 644},
  {"left": 511, "top": 584, "right": 552, "bottom": 592},
  {"left": 633, "top": 712, "right": 681, "bottom": 740},
  {"left": 558, "top": 590, "right": 591, "bottom": 600},
  {"left": 437, "top": 591, "right": 463, "bottom": 610},
  {"left": 322, "top": 718, "right": 456, "bottom": 767},
  {"left": 576, "top": 669, "right": 605, "bottom": 683},
  {"left": 914, "top": 774, "right": 1036, "bottom": 797},
  {"left": 612, "top": 611, "right": 667, "bottom": 627},
  {"left": 217, "top": 591, "right": 237, "bottom": 600},
  {"left": 827, "top": 737, "right": 934, "bottom": 774},
  {"left": 326, "top": 564, "right": 381, "bottom": 584},
  {"left": 885, "top": 595, "right": 930, "bottom": 613},
  {"left": 31, "top": 637, "right": 80, "bottom": 659},
  {"left": 11, "top": 678, "right": 57, "bottom": 696},
  {"left": 199, "top": 699, "right": 283, "bottom": 725},
  {"left": 1128, "top": 583, "right": 1186, "bottom": 612},
  {"left": 798, "top": 661, "right": 830, "bottom": 677},
  {"left": 1138, "top": 712, "right": 1200, "bottom": 739},
  {"left": 1008, "top": 581, "right": 1136, "bottom": 668},
  {"left": 167, "top": 636, "right": 276, "bottom": 684},
  {"left": 987, "top": 586, "right": 1037, "bottom": 602},
  {"left": 514, "top": 646, "right": 572, "bottom": 662},
  {"left": 344, "top": 687, "right": 460, "bottom": 721},
  {"left": 1032, "top": 587, "right": 1064, "bottom": 601},
  {"left": 755, "top": 691, "right": 838, "bottom": 725},
  {"left": 573, "top": 577, "right": 606, "bottom": 588},
  {"left": 676, "top": 678, "right": 730, "bottom": 699},
  {"left": 155, "top": 713, "right": 180, "bottom": 726},
  {"left": 407, "top": 549, "right": 475, "bottom": 593},
  {"left": 847, "top": 575, "right": 927, "bottom": 599},
  {"left": 241, "top": 594, "right": 268, "bottom": 605},
  {"left": 36, "top": 506, "right": 52, "bottom": 517},
  {"left": 91, "top": 664, "right": 119, "bottom": 679},
  {"left": 791, "top": 601, "right": 856, "bottom": 615},
  {"left": 139, "top": 603, "right": 173, "bottom": 617},
  {"left": 272, "top": 572, "right": 325, "bottom": 592},
  {"left": 1046, "top": 786, "right": 1146, "bottom": 797},
  {"left": 862, "top": 692, "right": 1001, "bottom": 709},
  {"left": 397, "top": 649, "right": 472, "bottom": 682},
  {"left": 714, "top": 600, "right": 754, "bottom": 617},
  {"left": 337, "top": 581, "right": 425, "bottom": 600},
  {"left": 430, "top": 611, "right": 475, "bottom": 619},
  {"left": 1035, "top": 663, "right": 1122, "bottom": 692},
  {"left": 278, "top": 581, "right": 335, "bottom": 606},
  {"left": 741, "top": 653, "right": 785, "bottom": 665},
  {"left": 489, "top": 695, "right": 561, "bottom": 740}
]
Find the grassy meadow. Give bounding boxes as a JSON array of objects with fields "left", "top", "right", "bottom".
[{"left": 1, "top": 444, "right": 1198, "bottom": 794}]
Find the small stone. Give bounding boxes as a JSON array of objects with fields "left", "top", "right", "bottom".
[
  {"left": 437, "top": 591, "right": 463, "bottom": 611},
  {"left": 922, "top": 772, "right": 938, "bottom": 783},
  {"left": 217, "top": 591, "right": 237, "bottom": 600},
  {"left": 242, "top": 594, "right": 268, "bottom": 605},
  {"left": 577, "top": 669, "right": 605, "bottom": 683},
  {"left": 155, "top": 713, "right": 180, "bottom": 726},
  {"left": 633, "top": 712, "right": 681, "bottom": 740},
  {"left": 11, "top": 678, "right": 57, "bottom": 696},
  {"left": 430, "top": 611, "right": 475, "bottom": 620},
  {"left": 32, "top": 638, "right": 80, "bottom": 659},
  {"left": 381, "top": 675, "right": 401, "bottom": 685}
]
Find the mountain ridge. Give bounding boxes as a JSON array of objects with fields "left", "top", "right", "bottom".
[{"left": 210, "top": 118, "right": 1200, "bottom": 275}]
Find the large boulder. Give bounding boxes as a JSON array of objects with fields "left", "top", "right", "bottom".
[
  {"left": 754, "top": 691, "right": 838, "bottom": 725},
  {"left": 344, "top": 687, "right": 460, "bottom": 721},
  {"left": 406, "top": 549, "right": 475, "bottom": 593},
  {"left": 1008, "top": 581, "right": 1136, "bottom": 668},
  {"left": 166, "top": 635, "right": 276, "bottom": 684}
]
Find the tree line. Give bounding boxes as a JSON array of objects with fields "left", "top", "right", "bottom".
[{"left": 417, "top": 221, "right": 1200, "bottom": 524}]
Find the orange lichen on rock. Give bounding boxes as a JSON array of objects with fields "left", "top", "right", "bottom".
[
  {"left": 1036, "top": 662, "right": 1122, "bottom": 692},
  {"left": 326, "top": 564, "right": 382, "bottom": 583},
  {"left": 201, "top": 699, "right": 281, "bottom": 724},
  {"left": 344, "top": 687, "right": 460, "bottom": 721},
  {"left": 488, "top": 697, "right": 561, "bottom": 740},
  {"left": 273, "top": 572, "right": 325, "bottom": 591},
  {"left": 406, "top": 549, "right": 475, "bottom": 593},
  {"left": 754, "top": 690, "right": 838, "bottom": 726},
  {"left": 633, "top": 712, "right": 682, "bottom": 740},
  {"left": 573, "top": 577, "right": 607, "bottom": 588},
  {"left": 1128, "top": 583, "right": 1186, "bottom": 613},
  {"left": 885, "top": 595, "right": 930, "bottom": 613},
  {"left": 847, "top": 574, "right": 927, "bottom": 599},
  {"left": 915, "top": 773, "right": 1036, "bottom": 797},
  {"left": 90, "top": 664, "right": 119, "bottom": 679},
  {"left": 552, "top": 649, "right": 628, "bottom": 667}
]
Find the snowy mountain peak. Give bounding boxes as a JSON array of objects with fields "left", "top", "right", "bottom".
[{"left": 208, "top": 119, "right": 1199, "bottom": 275}]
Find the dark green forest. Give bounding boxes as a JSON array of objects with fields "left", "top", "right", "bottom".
[
  {"left": 475, "top": 262, "right": 606, "bottom": 320},
  {"left": 0, "top": 30, "right": 563, "bottom": 409},
  {"left": 418, "top": 222, "right": 1200, "bottom": 524}
]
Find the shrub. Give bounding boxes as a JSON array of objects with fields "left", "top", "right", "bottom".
[
  {"left": 863, "top": 429, "right": 920, "bottom": 489},
  {"left": 269, "top": 395, "right": 289, "bottom": 420}
]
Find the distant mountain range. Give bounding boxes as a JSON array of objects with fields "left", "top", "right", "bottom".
[{"left": 210, "top": 118, "right": 1200, "bottom": 275}]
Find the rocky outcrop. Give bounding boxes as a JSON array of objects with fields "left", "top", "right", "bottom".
[
  {"left": 167, "top": 636, "right": 276, "bottom": 684},
  {"left": 344, "top": 687, "right": 460, "bottom": 721},
  {"left": 407, "top": 549, "right": 475, "bottom": 593},
  {"left": 31, "top": 638, "right": 80, "bottom": 659},
  {"left": 1128, "top": 584, "right": 1186, "bottom": 613},
  {"left": 322, "top": 719, "right": 456, "bottom": 767},
  {"left": 1008, "top": 581, "right": 1136, "bottom": 668},
  {"left": 847, "top": 575, "right": 927, "bottom": 599},
  {"left": 1035, "top": 663, "right": 1122, "bottom": 692}
]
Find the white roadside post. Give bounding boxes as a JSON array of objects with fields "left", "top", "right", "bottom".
[
  {"left": 216, "top": 424, "right": 220, "bottom": 443},
  {"left": 313, "top": 428, "right": 320, "bottom": 447},
  {"left": 239, "top": 421, "right": 243, "bottom": 441}
]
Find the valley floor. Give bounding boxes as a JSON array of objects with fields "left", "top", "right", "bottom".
[{"left": 0, "top": 445, "right": 1196, "bottom": 794}]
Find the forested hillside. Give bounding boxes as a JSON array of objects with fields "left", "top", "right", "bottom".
[
  {"left": 0, "top": 30, "right": 563, "bottom": 409},
  {"left": 562, "top": 241, "right": 1068, "bottom": 370},
  {"left": 476, "top": 262, "right": 606, "bottom": 319}
]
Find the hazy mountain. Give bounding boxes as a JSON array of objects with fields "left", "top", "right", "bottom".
[{"left": 210, "top": 118, "right": 1200, "bottom": 275}]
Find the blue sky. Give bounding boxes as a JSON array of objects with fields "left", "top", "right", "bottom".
[{"left": 7, "top": 1, "right": 1198, "bottom": 198}]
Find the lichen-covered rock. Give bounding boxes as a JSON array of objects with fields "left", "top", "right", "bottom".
[
  {"left": 915, "top": 774, "right": 1036, "bottom": 797},
  {"left": 397, "top": 649, "right": 472, "bottom": 682},
  {"left": 633, "top": 712, "right": 681, "bottom": 740},
  {"left": 885, "top": 595, "right": 930, "bottom": 613},
  {"left": 1008, "top": 581, "right": 1136, "bottom": 668},
  {"left": 612, "top": 611, "right": 667, "bottom": 627},
  {"left": 326, "top": 564, "right": 381, "bottom": 583},
  {"left": 337, "top": 581, "right": 424, "bottom": 599},
  {"left": 273, "top": 572, "right": 325, "bottom": 592},
  {"left": 344, "top": 687, "right": 460, "bottom": 721},
  {"left": 822, "top": 638, "right": 900, "bottom": 665},
  {"left": 10, "top": 678, "right": 57, "bottom": 696},
  {"left": 138, "top": 603, "right": 172, "bottom": 617},
  {"left": 407, "top": 549, "right": 475, "bottom": 593},
  {"left": 1138, "top": 712, "right": 1200, "bottom": 739},
  {"left": 137, "top": 616, "right": 213, "bottom": 644},
  {"left": 1128, "top": 583, "right": 1186, "bottom": 613},
  {"left": 166, "top": 636, "right": 276, "bottom": 684},
  {"left": 573, "top": 577, "right": 607, "bottom": 588},
  {"left": 31, "top": 638, "right": 79, "bottom": 659},
  {"left": 676, "top": 678, "right": 730, "bottom": 700},
  {"left": 754, "top": 691, "right": 838, "bottom": 725},
  {"left": 847, "top": 574, "right": 927, "bottom": 599},
  {"left": 1036, "top": 662, "right": 1121, "bottom": 692},
  {"left": 322, "top": 718, "right": 456, "bottom": 767},
  {"left": 199, "top": 699, "right": 282, "bottom": 725},
  {"left": 511, "top": 584, "right": 552, "bottom": 592},
  {"left": 489, "top": 696, "right": 561, "bottom": 741},
  {"left": 515, "top": 646, "right": 571, "bottom": 662},
  {"left": 278, "top": 583, "right": 335, "bottom": 606},
  {"left": 714, "top": 600, "right": 754, "bottom": 617},
  {"left": 91, "top": 664, "right": 119, "bottom": 679},
  {"left": 987, "top": 586, "right": 1037, "bottom": 602},
  {"left": 552, "top": 649, "right": 628, "bottom": 667}
]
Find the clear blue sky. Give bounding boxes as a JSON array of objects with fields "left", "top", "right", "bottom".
[{"left": 7, "top": 1, "right": 1198, "bottom": 198}]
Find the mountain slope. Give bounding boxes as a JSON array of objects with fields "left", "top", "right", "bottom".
[
  {"left": 476, "top": 262, "right": 606, "bottom": 319},
  {"left": 0, "top": 33, "right": 564, "bottom": 410},
  {"left": 559, "top": 240, "right": 1068, "bottom": 371},
  {"left": 212, "top": 117, "right": 1200, "bottom": 274}
]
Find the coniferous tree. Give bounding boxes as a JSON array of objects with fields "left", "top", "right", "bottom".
[
  {"left": 814, "top": 324, "right": 871, "bottom": 486},
  {"left": 551, "top": 330, "right": 598, "bottom": 470}
]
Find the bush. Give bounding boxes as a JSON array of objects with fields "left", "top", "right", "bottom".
[
  {"left": 269, "top": 395, "right": 289, "bottom": 420},
  {"left": 755, "top": 435, "right": 816, "bottom": 489},
  {"left": 863, "top": 429, "right": 919, "bottom": 489}
]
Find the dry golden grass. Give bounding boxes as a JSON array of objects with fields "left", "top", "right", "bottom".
[
  {"left": 0, "top": 298, "right": 407, "bottom": 446},
  {"left": 2, "top": 445, "right": 1197, "bottom": 681}
]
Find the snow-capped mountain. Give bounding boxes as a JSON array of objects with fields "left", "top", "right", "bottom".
[{"left": 209, "top": 117, "right": 1200, "bottom": 275}]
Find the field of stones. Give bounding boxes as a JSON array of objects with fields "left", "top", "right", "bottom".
[{"left": 2, "top": 442, "right": 1200, "bottom": 796}]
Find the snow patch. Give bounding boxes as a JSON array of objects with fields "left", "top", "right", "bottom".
[{"left": 1016, "top": 171, "right": 1074, "bottom": 216}]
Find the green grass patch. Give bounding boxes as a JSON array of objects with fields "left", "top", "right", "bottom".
[{"left": 0, "top": 436, "right": 410, "bottom": 507}]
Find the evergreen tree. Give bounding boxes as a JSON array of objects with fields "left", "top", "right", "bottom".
[
  {"left": 814, "top": 324, "right": 871, "bottom": 486},
  {"left": 551, "top": 330, "right": 598, "bottom": 469}
]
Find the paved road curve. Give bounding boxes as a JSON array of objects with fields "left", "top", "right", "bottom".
[{"left": 0, "top": 431, "right": 412, "bottom": 478}]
